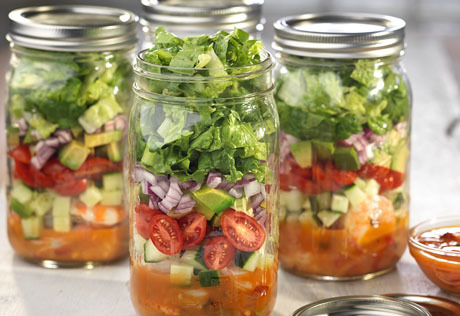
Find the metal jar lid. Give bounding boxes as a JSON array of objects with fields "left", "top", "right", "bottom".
[
  {"left": 273, "top": 13, "right": 406, "bottom": 59},
  {"left": 7, "top": 5, "right": 138, "bottom": 52},
  {"left": 291, "top": 296, "right": 432, "bottom": 316},
  {"left": 140, "top": 0, "right": 264, "bottom": 33}
]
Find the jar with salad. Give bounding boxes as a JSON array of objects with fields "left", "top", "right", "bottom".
[
  {"left": 5, "top": 6, "right": 136, "bottom": 267},
  {"left": 273, "top": 13, "right": 412, "bottom": 280},
  {"left": 129, "top": 27, "right": 279, "bottom": 315}
]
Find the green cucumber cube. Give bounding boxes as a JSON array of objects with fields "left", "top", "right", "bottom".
[
  {"left": 52, "top": 196, "right": 71, "bottom": 218},
  {"left": 331, "top": 194, "right": 349, "bottom": 214},
  {"left": 101, "top": 190, "right": 122, "bottom": 206},
  {"left": 102, "top": 172, "right": 123, "bottom": 191},
  {"left": 170, "top": 263, "right": 194, "bottom": 287},
  {"left": 53, "top": 216, "right": 71, "bottom": 233},
  {"left": 21, "top": 216, "right": 42, "bottom": 239},
  {"left": 29, "top": 191, "right": 54, "bottom": 217},
  {"left": 11, "top": 181, "right": 33, "bottom": 204},
  {"left": 80, "top": 186, "right": 103, "bottom": 208},
  {"left": 364, "top": 179, "right": 380, "bottom": 197},
  {"left": 317, "top": 210, "right": 342, "bottom": 228},
  {"left": 344, "top": 184, "right": 367, "bottom": 207},
  {"left": 10, "top": 198, "right": 31, "bottom": 218}
]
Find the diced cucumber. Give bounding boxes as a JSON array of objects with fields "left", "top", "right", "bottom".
[
  {"left": 107, "top": 142, "right": 122, "bottom": 162},
  {"left": 58, "top": 141, "right": 90, "bottom": 170},
  {"left": 10, "top": 198, "right": 31, "bottom": 218},
  {"left": 302, "top": 198, "right": 312, "bottom": 211},
  {"left": 102, "top": 172, "right": 123, "bottom": 191},
  {"left": 354, "top": 178, "right": 367, "bottom": 190},
  {"left": 299, "top": 211, "right": 316, "bottom": 226},
  {"left": 364, "top": 179, "right": 380, "bottom": 197},
  {"left": 285, "top": 189, "right": 303, "bottom": 213},
  {"left": 279, "top": 206, "right": 287, "bottom": 222},
  {"left": 29, "top": 191, "right": 54, "bottom": 217},
  {"left": 280, "top": 190, "right": 289, "bottom": 208},
  {"left": 317, "top": 192, "right": 331, "bottom": 210},
  {"left": 11, "top": 181, "right": 33, "bottom": 204},
  {"left": 101, "top": 190, "right": 122, "bottom": 206},
  {"left": 344, "top": 184, "right": 366, "bottom": 207},
  {"left": 181, "top": 249, "right": 207, "bottom": 271},
  {"left": 309, "top": 196, "right": 320, "bottom": 213},
  {"left": 199, "top": 270, "right": 220, "bottom": 287},
  {"left": 235, "top": 251, "right": 262, "bottom": 272},
  {"left": 317, "top": 210, "right": 342, "bottom": 228},
  {"left": 133, "top": 233, "right": 147, "bottom": 255},
  {"left": 170, "top": 263, "right": 194, "bottom": 287},
  {"left": 21, "top": 216, "right": 42, "bottom": 239},
  {"left": 52, "top": 196, "right": 71, "bottom": 218},
  {"left": 53, "top": 216, "right": 71, "bottom": 232},
  {"left": 144, "top": 239, "right": 170, "bottom": 263},
  {"left": 80, "top": 186, "right": 102, "bottom": 208},
  {"left": 331, "top": 194, "right": 349, "bottom": 214},
  {"left": 85, "top": 130, "right": 123, "bottom": 148}
]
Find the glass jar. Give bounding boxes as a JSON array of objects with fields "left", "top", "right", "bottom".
[
  {"left": 129, "top": 49, "right": 279, "bottom": 315},
  {"left": 273, "top": 13, "right": 412, "bottom": 280},
  {"left": 5, "top": 6, "right": 137, "bottom": 268},
  {"left": 139, "top": 0, "right": 265, "bottom": 49}
]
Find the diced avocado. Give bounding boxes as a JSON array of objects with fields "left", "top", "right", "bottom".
[
  {"left": 344, "top": 184, "right": 366, "bottom": 207},
  {"left": 11, "top": 181, "right": 33, "bottom": 204},
  {"left": 102, "top": 172, "right": 123, "bottom": 191},
  {"left": 80, "top": 186, "right": 103, "bottom": 208},
  {"left": 21, "top": 216, "right": 42, "bottom": 239},
  {"left": 331, "top": 194, "right": 349, "bottom": 213},
  {"left": 29, "top": 191, "right": 54, "bottom": 216},
  {"left": 144, "top": 239, "right": 170, "bottom": 263},
  {"left": 290, "top": 141, "right": 313, "bottom": 168},
  {"left": 364, "top": 179, "right": 380, "bottom": 197},
  {"left": 285, "top": 189, "right": 304, "bottom": 213},
  {"left": 53, "top": 216, "right": 71, "bottom": 232},
  {"left": 170, "top": 263, "right": 194, "bottom": 287},
  {"left": 333, "top": 147, "right": 360, "bottom": 170},
  {"left": 58, "top": 141, "right": 90, "bottom": 170},
  {"left": 192, "top": 186, "right": 235, "bottom": 220},
  {"left": 371, "top": 149, "right": 392, "bottom": 168},
  {"left": 70, "top": 125, "right": 83, "bottom": 138},
  {"left": 231, "top": 196, "right": 251, "bottom": 213},
  {"left": 10, "top": 198, "right": 32, "bottom": 218},
  {"left": 181, "top": 249, "right": 207, "bottom": 271},
  {"left": 100, "top": 190, "right": 122, "bottom": 206},
  {"left": 52, "top": 196, "right": 71, "bottom": 218},
  {"left": 312, "top": 140, "right": 335, "bottom": 160},
  {"left": 391, "top": 142, "right": 409, "bottom": 173},
  {"left": 107, "top": 142, "right": 122, "bottom": 162},
  {"left": 235, "top": 251, "right": 262, "bottom": 272},
  {"left": 211, "top": 212, "right": 224, "bottom": 227},
  {"left": 84, "top": 130, "right": 123, "bottom": 148},
  {"left": 7, "top": 127, "right": 20, "bottom": 147},
  {"left": 133, "top": 233, "right": 147, "bottom": 255},
  {"left": 317, "top": 210, "right": 342, "bottom": 228},
  {"left": 199, "top": 270, "right": 220, "bottom": 287}
]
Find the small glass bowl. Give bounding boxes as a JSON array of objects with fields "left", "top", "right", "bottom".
[{"left": 408, "top": 216, "right": 460, "bottom": 295}]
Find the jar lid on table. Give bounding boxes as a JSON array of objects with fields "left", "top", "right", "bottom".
[
  {"left": 140, "top": 0, "right": 264, "bottom": 33},
  {"left": 7, "top": 5, "right": 137, "bottom": 52},
  {"left": 291, "top": 296, "right": 431, "bottom": 316},
  {"left": 273, "top": 12, "right": 406, "bottom": 59}
]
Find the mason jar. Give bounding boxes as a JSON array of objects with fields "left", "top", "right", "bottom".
[
  {"left": 139, "top": 0, "right": 265, "bottom": 49},
  {"left": 273, "top": 13, "right": 412, "bottom": 280},
  {"left": 5, "top": 6, "right": 136, "bottom": 268},
  {"left": 129, "top": 45, "right": 279, "bottom": 315}
]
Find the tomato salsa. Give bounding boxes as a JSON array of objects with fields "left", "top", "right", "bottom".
[{"left": 409, "top": 225, "right": 460, "bottom": 295}]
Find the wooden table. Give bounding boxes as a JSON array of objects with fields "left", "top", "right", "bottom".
[{"left": 1, "top": 30, "right": 460, "bottom": 316}]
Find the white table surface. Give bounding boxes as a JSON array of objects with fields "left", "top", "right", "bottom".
[{"left": 1, "top": 32, "right": 460, "bottom": 316}]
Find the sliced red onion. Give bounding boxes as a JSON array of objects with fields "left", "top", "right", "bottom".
[
  {"left": 190, "top": 182, "right": 202, "bottom": 192},
  {"left": 207, "top": 171, "right": 222, "bottom": 189},
  {"left": 133, "top": 166, "right": 157, "bottom": 185},
  {"left": 16, "top": 118, "right": 28, "bottom": 136},
  {"left": 228, "top": 187, "right": 243, "bottom": 199},
  {"left": 357, "top": 150, "right": 368, "bottom": 165},
  {"left": 180, "top": 180, "right": 201, "bottom": 192},
  {"left": 255, "top": 212, "right": 267, "bottom": 227},
  {"left": 244, "top": 180, "right": 261, "bottom": 198},
  {"left": 174, "top": 194, "right": 196, "bottom": 214},
  {"left": 114, "top": 115, "right": 127, "bottom": 131},
  {"left": 141, "top": 180, "right": 154, "bottom": 195},
  {"left": 234, "top": 173, "right": 256, "bottom": 187},
  {"left": 151, "top": 184, "right": 167, "bottom": 200},
  {"left": 159, "top": 177, "right": 182, "bottom": 213},
  {"left": 218, "top": 177, "right": 229, "bottom": 190},
  {"left": 44, "top": 137, "right": 60, "bottom": 148},
  {"left": 104, "top": 120, "right": 116, "bottom": 132},
  {"left": 365, "top": 144, "right": 375, "bottom": 161},
  {"left": 89, "top": 128, "right": 102, "bottom": 135},
  {"left": 55, "top": 130, "right": 72, "bottom": 144},
  {"left": 251, "top": 193, "right": 264, "bottom": 209},
  {"left": 260, "top": 183, "right": 266, "bottom": 199},
  {"left": 31, "top": 146, "right": 55, "bottom": 170},
  {"left": 158, "top": 180, "right": 170, "bottom": 192},
  {"left": 30, "top": 130, "right": 42, "bottom": 140},
  {"left": 149, "top": 195, "right": 160, "bottom": 209}
]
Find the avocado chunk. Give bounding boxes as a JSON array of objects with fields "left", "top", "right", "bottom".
[
  {"left": 84, "top": 130, "right": 122, "bottom": 148},
  {"left": 371, "top": 149, "right": 392, "bottom": 168},
  {"left": 290, "top": 141, "right": 313, "bottom": 168},
  {"left": 312, "top": 140, "right": 335, "bottom": 160},
  {"left": 107, "top": 142, "right": 122, "bottom": 162},
  {"left": 58, "top": 140, "right": 90, "bottom": 170},
  {"left": 333, "top": 147, "right": 360, "bottom": 170},
  {"left": 391, "top": 142, "right": 409, "bottom": 173},
  {"left": 192, "top": 186, "right": 235, "bottom": 220}
]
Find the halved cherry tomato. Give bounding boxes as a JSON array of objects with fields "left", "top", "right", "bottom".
[
  {"left": 312, "top": 164, "right": 341, "bottom": 191},
  {"left": 358, "top": 163, "right": 405, "bottom": 192},
  {"left": 135, "top": 216, "right": 151, "bottom": 240},
  {"left": 135, "top": 202, "right": 162, "bottom": 222},
  {"left": 74, "top": 157, "right": 117, "bottom": 180},
  {"left": 178, "top": 212, "right": 207, "bottom": 250},
  {"left": 42, "top": 158, "right": 75, "bottom": 184},
  {"left": 13, "top": 160, "right": 35, "bottom": 188},
  {"left": 221, "top": 210, "right": 265, "bottom": 252},
  {"left": 8, "top": 145, "right": 31, "bottom": 164},
  {"left": 324, "top": 163, "right": 358, "bottom": 186},
  {"left": 378, "top": 170, "right": 404, "bottom": 192},
  {"left": 29, "top": 165, "right": 54, "bottom": 188},
  {"left": 280, "top": 174, "right": 321, "bottom": 194},
  {"left": 204, "top": 236, "right": 235, "bottom": 270},
  {"left": 358, "top": 163, "right": 390, "bottom": 180},
  {"left": 149, "top": 214, "right": 183, "bottom": 255},
  {"left": 54, "top": 178, "right": 88, "bottom": 196},
  {"left": 286, "top": 156, "right": 312, "bottom": 179}
]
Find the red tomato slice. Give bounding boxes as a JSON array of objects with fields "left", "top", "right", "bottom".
[
  {"left": 42, "top": 158, "right": 75, "bottom": 184},
  {"left": 204, "top": 236, "right": 235, "bottom": 270},
  {"left": 53, "top": 178, "right": 88, "bottom": 196},
  {"left": 8, "top": 145, "right": 31, "bottom": 164},
  {"left": 13, "top": 160, "right": 35, "bottom": 188},
  {"left": 280, "top": 174, "right": 321, "bottom": 194},
  {"left": 358, "top": 163, "right": 390, "bottom": 180},
  {"left": 178, "top": 212, "right": 207, "bottom": 250},
  {"left": 325, "top": 164, "right": 358, "bottom": 186},
  {"left": 135, "top": 216, "right": 151, "bottom": 240},
  {"left": 135, "top": 202, "right": 162, "bottom": 222},
  {"left": 379, "top": 170, "right": 405, "bottom": 192},
  {"left": 74, "top": 157, "right": 117, "bottom": 180},
  {"left": 312, "top": 165, "right": 341, "bottom": 191},
  {"left": 29, "top": 165, "right": 54, "bottom": 188},
  {"left": 358, "top": 163, "right": 405, "bottom": 193},
  {"left": 221, "top": 210, "right": 266, "bottom": 252},
  {"left": 149, "top": 214, "right": 183, "bottom": 255}
]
